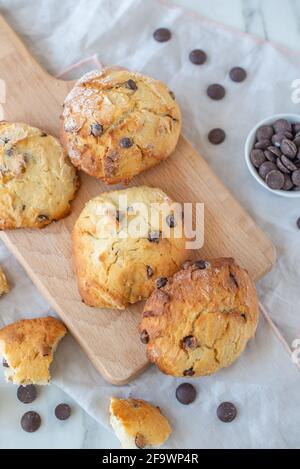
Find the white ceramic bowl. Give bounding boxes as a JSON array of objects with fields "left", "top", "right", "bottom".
[{"left": 245, "top": 113, "right": 300, "bottom": 198}]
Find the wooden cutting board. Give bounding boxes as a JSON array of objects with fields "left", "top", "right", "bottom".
[{"left": 0, "top": 15, "right": 276, "bottom": 385}]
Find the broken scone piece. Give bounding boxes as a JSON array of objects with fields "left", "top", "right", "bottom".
[
  {"left": 0, "top": 266, "right": 9, "bottom": 296},
  {"left": 110, "top": 397, "right": 172, "bottom": 449},
  {"left": 0, "top": 316, "right": 66, "bottom": 385}
]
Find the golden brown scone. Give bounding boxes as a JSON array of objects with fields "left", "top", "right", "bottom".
[
  {"left": 72, "top": 186, "right": 188, "bottom": 309},
  {"left": 0, "top": 266, "right": 9, "bottom": 296},
  {"left": 139, "top": 258, "right": 259, "bottom": 377},
  {"left": 110, "top": 397, "right": 172, "bottom": 449},
  {"left": 0, "top": 121, "right": 79, "bottom": 229},
  {"left": 0, "top": 317, "right": 67, "bottom": 385},
  {"left": 61, "top": 67, "right": 181, "bottom": 184}
]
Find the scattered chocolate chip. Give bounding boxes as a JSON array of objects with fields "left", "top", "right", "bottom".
[
  {"left": 189, "top": 49, "right": 207, "bottom": 65},
  {"left": 256, "top": 125, "right": 274, "bottom": 141},
  {"left": 156, "top": 277, "right": 168, "bottom": 289},
  {"left": 90, "top": 123, "right": 103, "bottom": 137},
  {"left": 193, "top": 260, "right": 209, "bottom": 270},
  {"left": 208, "top": 128, "right": 226, "bottom": 145},
  {"left": 292, "top": 169, "right": 300, "bottom": 186},
  {"left": 148, "top": 231, "right": 160, "bottom": 243},
  {"left": 2, "top": 359, "right": 9, "bottom": 367},
  {"left": 297, "top": 218, "right": 300, "bottom": 229},
  {"left": 217, "top": 402, "right": 237, "bottom": 423},
  {"left": 255, "top": 139, "right": 271, "bottom": 150},
  {"left": 127, "top": 79, "right": 137, "bottom": 91},
  {"left": 55, "top": 403, "right": 71, "bottom": 421},
  {"left": 229, "top": 67, "right": 247, "bottom": 82},
  {"left": 17, "top": 385, "right": 37, "bottom": 404},
  {"left": 273, "top": 119, "right": 292, "bottom": 134},
  {"left": 183, "top": 335, "right": 198, "bottom": 350},
  {"left": 135, "top": 433, "right": 146, "bottom": 449},
  {"left": 281, "top": 155, "right": 298, "bottom": 172},
  {"left": 265, "top": 170, "right": 285, "bottom": 190},
  {"left": 176, "top": 383, "right": 197, "bottom": 405},
  {"left": 250, "top": 149, "right": 265, "bottom": 168},
  {"left": 21, "top": 411, "right": 41, "bottom": 433},
  {"left": 258, "top": 161, "right": 277, "bottom": 179},
  {"left": 282, "top": 175, "right": 293, "bottom": 191},
  {"left": 276, "top": 157, "right": 290, "bottom": 174},
  {"left": 153, "top": 28, "right": 172, "bottom": 42},
  {"left": 207, "top": 84, "right": 225, "bottom": 101},
  {"left": 140, "top": 330, "right": 149, "bottom": 344},
  {"left": 37, "top": 214, "right": 49, "bottom": 222},
  {"left": 281, "top": 139, "right": 297, "bottom": 159},
  {"left": 183, "top": 367, "right": 195, "bottom": 377},
  {"left": 119, "top": 137, "right": 133, "bottom": 148},
  {"left": 166, "top": 214, "right": 176, "bottom": 228},
  {"left": 146, "top": 265, "right": 154, "bottom": 278}
]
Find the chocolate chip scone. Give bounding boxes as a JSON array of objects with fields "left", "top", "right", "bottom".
[
  {"left": 0, "top": 317, "right": 67, "bottom": 385},
  {"left": 110, "top": 397, "right": 172, "bottom": 449},
  {"left": 61, "top": 67, "right": 181, "bottom": 184},
  {"left": 0, "top": 122, "right": 79, "bottom": 229},
  {"left": 72, "top": 185, "right": 188, "bottom": 309},
  {"left": 139, "top": 258, "right": 259, "bottom": 377}
]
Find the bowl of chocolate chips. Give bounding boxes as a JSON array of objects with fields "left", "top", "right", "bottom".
[{"left": 245, "top": 114, "right": 300, "bottom": 197}]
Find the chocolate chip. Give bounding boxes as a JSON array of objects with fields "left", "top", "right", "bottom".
[
  {"left": 6, "top": 148, "right": 13, "bottom": 157},
  {"left": 292, "top": 169, "right": 300, "bottom": 186},
  {"left": 189, "top": 49, "right": 207, "bottom": 65},
  {"left": 229, "top": 67, "right": 247, "bottom": 82},
  {"left": 40, "top": 132, "right": 47, "bottom": 137},
  {"left": 140, "top": 330, "right": 149, "bottom": 344},
  {"left": 255, "top": 139, "right": 271, "bottom": 150},
  {"left": 176, "top": 383, "right": 197, "bottom": 405},
  {"left": 207, "top": 84, "right": 225, "bottom": 101},
  {"left": 217, "top": 402, "right": 237, "bottom": 423},
  {"left": 166, "top": 214, "right": 176, "bottom": 228},
  {"left": 265, "top": 170, "right": 285, "bottom": 190},
  {"left": 183, "top": 335, "right": 198, "bottom": 350},
  {"left": 293, "top": 132, "right": 300, "bottom": 147},
  {"left": 193, "top": 260, "right": 209, "bottom": 270},
  {"left": 297, "top": 218, "right": 300, "bottom": 229},
  {"left": 250, "top": 149, "right": 265, "bottom": 168},
  {"left": 281, "top": 139, "right": 297, "bottom": 159},
  {"left": 115, "top": 210, "right": 123, "bottom": 223},
  {"left": 156, "top": 277, "right": 168, "bottom": 289},
  {"left": 127, "top": 79, "right": 137, "bottom": 91},
  {"left": 264, "top": 150, "right": 277, "bottom": 163},
  {"left": 55, "top": 403, "right": 71, "bottom": 421},
  {"left": 37, "top": 214, "right": 49, "bottom": 222},
  {"left": 2, "top": 359, "right": 9, "bottom": 367},
  {"left": 135, "top": 433, "right": 146, "bottom": 449},
  {"left": 258, "top": 161, "right": 277, "bottom": 179},
  {"left": 267, "top": 146, "right": 282, "bottom": 158},
  {"left": 90, "top": 123, "right": 103, "bottom": 137},
  {"left": 273, "top": 119, "right": 292, "bottom": 134},
  {"left": 146, "top": 265, "right": 154, "bottom": 278},
  {"left": 148, "top": 231, "right": 160, "bottom": 243},
  {"left": 17, "top": 385, "right": 37, "bottom": 404},
  {"left": 293, "top": 124, "right": 300, "bottom": 134},
  {"left": 153, "top": 28, "right": 171, "bottom": 42},
  {"left": 183, "top": 367, "right": 195, "bottom": 377},
  {"left": 208, "top": 128, "right": 226, "bottom": 145},
  {"left": 21, "top": 411, "right": 41, "bottom": 432},
  {"left": 276, "top": 157, "right": 290, "bottom": 174},
  {"left": 256, "top": 125, "right": 274, "bottom": 141},
  {"left": 281, "top": 155, "right": 298, "bottom": 171},
  {"left": 282, "top": 175, "right": 293, "bottom": 191},
  {"left": 119, "top": 137, "right": 133, "bottom": 148}
]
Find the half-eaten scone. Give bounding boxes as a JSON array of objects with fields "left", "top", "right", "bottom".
[{"left": 0, "top": 316, "right": 67, "bottom": 385}]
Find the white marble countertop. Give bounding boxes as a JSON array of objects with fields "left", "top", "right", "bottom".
[{"left": 0, "top": 0, "right": 299, "bottom": 449}]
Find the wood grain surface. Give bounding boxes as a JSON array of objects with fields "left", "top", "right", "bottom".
[{"left": 0, "top": 15, "right": 276, "bottom": 384}]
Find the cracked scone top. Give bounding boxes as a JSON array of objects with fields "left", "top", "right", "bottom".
[
  {"left": 72, "top": 186, "right": 188, "bottom": 309},
  {"left": 0, "top": 122, "right": 78, "bottom": 229},
  {"left": 139, "top": 258, "right": 259, "bottom": 377},
  {"left": 61, "top": 67, "right": 181, "bottom": 184}
]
